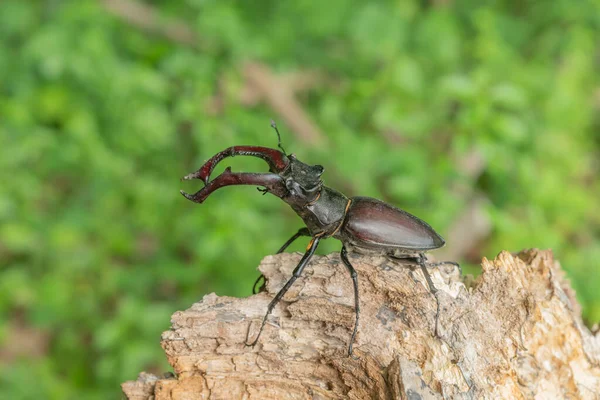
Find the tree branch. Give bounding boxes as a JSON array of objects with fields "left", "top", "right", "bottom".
[
  {"left": 122, "top": 249, "right": 600, "bottom": 399},
  {"left": 101, "top": 0, "right": 198, "bottom": 48}
]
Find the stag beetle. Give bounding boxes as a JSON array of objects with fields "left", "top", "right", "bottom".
[{"left": 181, "top": 121, "right": 458, "bottom": 356}]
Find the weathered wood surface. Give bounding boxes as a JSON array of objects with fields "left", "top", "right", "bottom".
[{"left": 122, "top": 249, "right": 600, "bottom": 399}]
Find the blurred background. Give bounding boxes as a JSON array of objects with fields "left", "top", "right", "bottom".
[{"left": 1, "top": 0, "right": 599, "bottom": 398}]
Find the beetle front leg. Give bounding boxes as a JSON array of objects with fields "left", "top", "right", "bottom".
[
  {"left": 252, "top": 227, "right": 311, "bottom": 294},
  {"left": 181, "top": 168, "right": 287, "bottom": 204},
  {"left": 246, "top": 236, "right": 321, "bottom": 348}
]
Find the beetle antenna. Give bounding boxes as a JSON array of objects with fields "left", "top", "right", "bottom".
[{"left": 270, "top": 119, "right": 287, "bottom": 155}]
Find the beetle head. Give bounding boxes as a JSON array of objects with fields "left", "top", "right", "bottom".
[{"left": 282, "top": 154, "right": 324, "bottom": 201}]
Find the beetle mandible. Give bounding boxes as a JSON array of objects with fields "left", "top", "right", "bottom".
[{"left": 180, "top": 121, "right": 458, "bottom": 356}]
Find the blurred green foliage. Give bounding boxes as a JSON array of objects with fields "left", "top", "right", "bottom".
[{"left": 1, "top": 0, "right": 599, "bottom": 398}]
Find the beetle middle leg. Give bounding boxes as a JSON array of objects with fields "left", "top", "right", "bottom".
[
  {"left": 340, "top": 246, "right": 359, "bottom": 357},
  {"left": 246, "top": 236, "right": 321, "bottom": 348},
  {"left": 252, "top": 227, "right": 311, "bottom": 294}
]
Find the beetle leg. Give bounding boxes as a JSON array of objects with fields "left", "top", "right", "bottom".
[
  {"left": 426, "top": 260, "right": 462, "bottom": 275},
  {"left": 180, "top": 168, "right": 287, "bottom": 204},
  {"left": 246, "top": 236, "right": 321, "bottom": 348},
  {"left": 251, "top": 275, "right": 266, "bottom": 295},
  {"left": 182, "top": 146, "right": 289, "bottom": 184},
  {"left": 276, "top": 227, "right": 311, "bottom": 254},
  {"left": 388, "top": 253, "right": 442, "bottom": 337},
  {"left": 416, "top": 253, "right": 442, "bottom": 338},
  {"left": 340, "top": 246, "right": 360, "bottom": 357},
  {"left": 252, "top": 227, "right": 311, "bottom": 294}
]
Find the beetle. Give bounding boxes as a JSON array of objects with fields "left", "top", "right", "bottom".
[{"left": 180, "top": 121, "right": 458, "bottom": 356}]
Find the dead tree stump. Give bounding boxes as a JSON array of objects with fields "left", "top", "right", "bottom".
[{"left": 122, "top": 249, "right": 600, "bottom": 399}]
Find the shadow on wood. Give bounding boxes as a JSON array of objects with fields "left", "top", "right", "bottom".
[{"left": 122, "top": 249, "right": 600, "bottom": 399}]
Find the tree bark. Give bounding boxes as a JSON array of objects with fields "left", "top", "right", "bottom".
[{"left": 122, "top": 249, "right": 600, "bottom": 399}]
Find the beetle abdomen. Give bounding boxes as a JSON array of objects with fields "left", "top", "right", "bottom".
[{"left": 341, "top": 197, "right": 445, "bottom": 251}]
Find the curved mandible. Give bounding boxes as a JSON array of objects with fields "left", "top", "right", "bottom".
[
  {"left": 180, "top": 168, "right": 287, "bottom": 204},
  {"left": 182, "top": 146, "right": 289, "bottom": 184}
]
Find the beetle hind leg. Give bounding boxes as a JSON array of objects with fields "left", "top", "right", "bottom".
[
  {"left": 340, "top": 246, "right": 360, "bottom": 358},
  {"left": 417, "top": 254, "right": 442, "bottom": 338},
  {"left": 388, "top": 253, "right": 442, "bottom": 337},
  {"left": 426, "top": 260, "right": 462, "bottom": 275}
]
